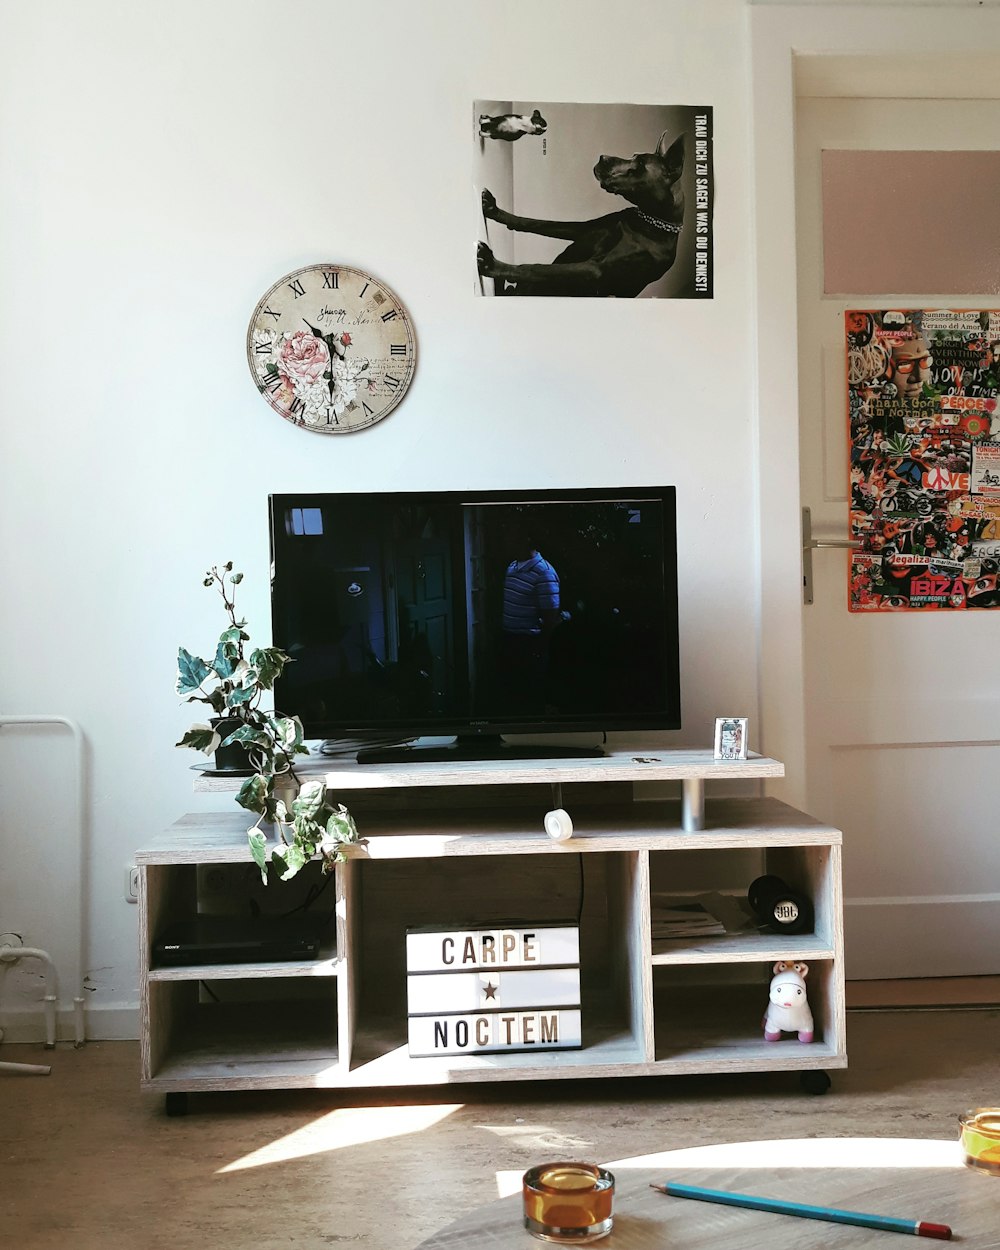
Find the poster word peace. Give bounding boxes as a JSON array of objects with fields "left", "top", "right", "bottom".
[{"left": 847, "top": 309, "right": 1000, "bottom": 611}]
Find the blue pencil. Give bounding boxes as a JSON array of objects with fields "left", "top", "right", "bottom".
[{"left": 650, "top": 1181, "right": 952, "bottom": 1240}]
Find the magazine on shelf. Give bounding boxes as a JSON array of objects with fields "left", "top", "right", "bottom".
[{"left": 650, "top": 891, "right": 754, "bottom": 940}]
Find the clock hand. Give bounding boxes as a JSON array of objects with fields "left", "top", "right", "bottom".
[{"left": 298, "top": 318, "right": 340, "bottom": 412}]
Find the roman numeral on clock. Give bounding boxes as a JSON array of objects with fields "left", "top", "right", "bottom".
[
  {"left": 384, "top": 375, "right": 401, "bottom": 391},
  {"left": 390, "top": 344, "right": 407, "bottom": 356},
  {"left": 287, "top": 278, "right": 306, "bottom": 298},
  {"left": 262, "top": 305, "right": 281, "bottom": 321},
  {"left": 322, "top": 271, "right": 339, "bottom": 289},
  {"left": 289, "top": 397, "right": 305, "bottom": 416},
  {"left": 363, "top": 401, "right": 375, "bottom": 418},
  {"left": 261, "top": 370, "right": 283, "bottom": 392},
  {"left": 358, "top": 282, "right": 369, "bottom": 299},
  {"left": 381, "top": 309, "right": 399, "bottom": 322}
]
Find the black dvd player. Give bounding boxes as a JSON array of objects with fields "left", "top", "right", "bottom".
[{"left": 153, "top": 913, "right": 329, "bottom": 966}]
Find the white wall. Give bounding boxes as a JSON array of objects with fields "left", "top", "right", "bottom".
[{"left": 0, "top": 0, "right": 758, "bottom": 1039}]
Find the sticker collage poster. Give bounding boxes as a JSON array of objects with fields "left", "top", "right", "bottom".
[{"left": 847, "top": 309, "right": 1000, "bottom": 611}]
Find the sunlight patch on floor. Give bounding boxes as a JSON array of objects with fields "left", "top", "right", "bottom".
[
  {"left": 218, "top": 1103, "right": 464, "bottom": 1173},
  {"left": 477, "top": 1122, "right": 594, "bottom": 1154},
  {"left": 494, "top": 1137, "right": 962, "bottom": 1197}
]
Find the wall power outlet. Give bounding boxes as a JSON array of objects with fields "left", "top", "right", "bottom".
[{"left": 125, "top": 865, "right": 140, "bottom": 904}]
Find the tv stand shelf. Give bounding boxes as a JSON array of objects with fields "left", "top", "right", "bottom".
[
  {"left": 140, "top": 750, "right": 845, "bottom": 1108},
  {"left": 193, "top": 747, "right": 786, "bottom": 832}
]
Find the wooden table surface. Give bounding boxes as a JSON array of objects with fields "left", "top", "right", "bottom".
[{"left": 415, "top": 1141, "right": 1000, "bottom": 1249}]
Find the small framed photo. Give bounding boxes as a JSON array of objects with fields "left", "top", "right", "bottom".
[{"left": 714, "top": 717, "right": 748, "bottom": 761}]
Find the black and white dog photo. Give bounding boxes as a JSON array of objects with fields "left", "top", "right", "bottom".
[{"left": 473, "top": 101, "right": 713, "bottom": 299}]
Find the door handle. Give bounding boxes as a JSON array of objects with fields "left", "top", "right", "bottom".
[{"left": 802, "top": 506, "right": 860, "bottom": 605}]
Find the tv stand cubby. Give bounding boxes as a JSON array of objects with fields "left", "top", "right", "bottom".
[{"left": 136, "top": 749, "right": 846, "bottom": 1112}]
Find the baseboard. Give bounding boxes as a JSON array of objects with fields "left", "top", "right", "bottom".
[{"left": 847, "top": 976, "right": 1000, "bottom": 1010}]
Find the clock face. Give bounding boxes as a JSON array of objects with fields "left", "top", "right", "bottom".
[{"left": 246, "top": 264, "right": 416, "bottom": 433}]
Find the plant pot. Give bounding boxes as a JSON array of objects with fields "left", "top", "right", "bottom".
[{"left": 212, "top": 716, "right": 254, "bottom": 775}]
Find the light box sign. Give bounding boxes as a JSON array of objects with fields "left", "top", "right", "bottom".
[{"left": 406, "top": 924, "right": 581, "bottom": 1058}]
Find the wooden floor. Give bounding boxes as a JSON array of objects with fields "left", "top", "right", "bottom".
[{"left": 4, "top": 1001, "right": 1000, "bottom": 1250}]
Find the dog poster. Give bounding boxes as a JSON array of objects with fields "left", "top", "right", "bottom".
[
  {"left": 847, "top": 308, "right": 1000, "bottom": 610},
  {"left": 474, "top": 102, "right": 712, "bottom": 299}
]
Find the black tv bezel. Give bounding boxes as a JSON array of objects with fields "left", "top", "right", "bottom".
[{"left": 268, "top": 485, "right": 681, "bottom": 743}]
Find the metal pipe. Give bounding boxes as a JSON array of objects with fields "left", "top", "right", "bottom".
[
  {"left": 0, "top": 943, "right": 57, "bottom": 1073},
  {"left": 0, "top": 944, "right": 59, "bottom": 1045},
  {"left": 0, "top": 1060, "right": 51, "bottom": 1075},
  {"left": 681, "top": 778, "right": 705, "bottom": 832},
  {"left": 0, "top": 715, "right": 87, "bottom": 1046}
]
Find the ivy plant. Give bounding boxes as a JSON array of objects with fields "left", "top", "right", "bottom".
[{"left": 175, "top": 563, "right": 361, "bottom": 882}]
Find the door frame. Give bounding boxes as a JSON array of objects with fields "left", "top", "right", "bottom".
[{"left": 749, "top": 6, "right": 1000, "bottom": 811}]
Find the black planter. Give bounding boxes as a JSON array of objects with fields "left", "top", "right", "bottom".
[{"left": 212, "top": 716, "right": 254, "bottom": 775}]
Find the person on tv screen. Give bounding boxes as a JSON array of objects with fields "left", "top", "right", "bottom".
[{"left": 501, "top": 533, "right": 561, "bottom": 712}]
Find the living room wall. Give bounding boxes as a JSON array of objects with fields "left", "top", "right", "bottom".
[{"left": 0, "top": 0, "right": 760, "bottom": 1039}]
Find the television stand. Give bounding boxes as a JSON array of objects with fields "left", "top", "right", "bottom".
[
  {"left": 355, "top": 734, "right": 605, "bottom": 764},
  {"left": 138, "top": 748, "right": 847, "bottom": 1106}
]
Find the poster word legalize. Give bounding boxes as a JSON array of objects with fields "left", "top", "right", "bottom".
[{"left": 847, "top": 309, "right": 1000, "bottom": 611}]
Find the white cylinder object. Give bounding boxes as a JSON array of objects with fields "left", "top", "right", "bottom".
[{"left": 544, "top": 808, "right": 574, "bottom": 842}]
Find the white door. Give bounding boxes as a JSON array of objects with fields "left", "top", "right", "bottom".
[{"left": 796, "top": 95, "right": 1000, "bottom": 979}]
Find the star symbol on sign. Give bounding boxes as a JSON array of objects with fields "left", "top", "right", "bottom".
[{"left": 483, "top": 981, "right": 498, "bottom": 1001}]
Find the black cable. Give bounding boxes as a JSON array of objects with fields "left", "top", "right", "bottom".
[{"left": 281, "top": 870, "right": 334, "bottom": 917}]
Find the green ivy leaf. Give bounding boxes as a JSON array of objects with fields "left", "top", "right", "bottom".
[
  {"left": 236, "top": 774, "right": 268, "bottom": 815},
  {"left": 175, "top": 725, "right": 220, "bottom": 755},
  {"left": 326, "top": 805, "right": 359, "bottom": 843},
  {"left": 213, "top": 644, "right": 236, "bottom": 679},
  {"left": 292, "top": 779, "right": 326, "bottom": 820},
  {"left": 250, "top": 647, "right": 289, "bottom": 690},
  {"left": 248, "top": 829, "right": 268, "bottom": 884},
  {"left": 270, "top": 715, "right": 305, "bottom": 753},
  {"left": 222, "top": 724, "right": 271, "bottom": 749},
  {"left": 176, "top": 648, "right": 211, "bottom": 696},
  {"left": 227, "top": 682, "right": 258, "bottom": 707},
  {"left": 272, "top": 841, "right": 309, "bottom": 880}
]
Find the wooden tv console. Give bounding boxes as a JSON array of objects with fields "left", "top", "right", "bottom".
[{"left": 136, "top": 749, "right": 846, "bottom": 1113}]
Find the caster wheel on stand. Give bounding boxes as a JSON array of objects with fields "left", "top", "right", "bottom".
[{"left": 800, "top": 1069, "right": 831, "bottom": 1095}]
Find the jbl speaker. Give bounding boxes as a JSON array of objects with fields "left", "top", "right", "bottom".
[{"left": 748, "top": 875, "right": 814, "bottom": 936}]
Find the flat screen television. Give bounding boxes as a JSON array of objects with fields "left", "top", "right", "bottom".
[{"left": 268, "top": 486, "right": 680, "bottom": 762}]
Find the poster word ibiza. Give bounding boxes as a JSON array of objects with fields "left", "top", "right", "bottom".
[{"left": 847, "top": 309, "right": 1000, "bottom": 611}]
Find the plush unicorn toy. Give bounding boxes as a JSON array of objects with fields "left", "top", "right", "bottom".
[{"left": 763, "top": 960, "right": 813, "bottom": 1043}]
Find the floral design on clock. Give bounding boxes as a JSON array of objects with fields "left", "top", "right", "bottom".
[{"left": 247, "top": 265, "right": 416, "bottom": 433}]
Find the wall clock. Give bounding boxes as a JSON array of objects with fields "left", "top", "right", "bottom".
[{"left": 246, "top": 264, "right": 416, "bottom": 433}]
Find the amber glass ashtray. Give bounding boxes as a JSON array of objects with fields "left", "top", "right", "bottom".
[
  {"left": 960, "top": 1108, "right": 1000, "bottom": 1175},
  {"left": 522, "top": 1162, "right": 615, "bottom": 1243}
]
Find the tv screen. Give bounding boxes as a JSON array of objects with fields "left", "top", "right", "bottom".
[{"left": 269, "top": 487, "right": 680, "bottom": 760}]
